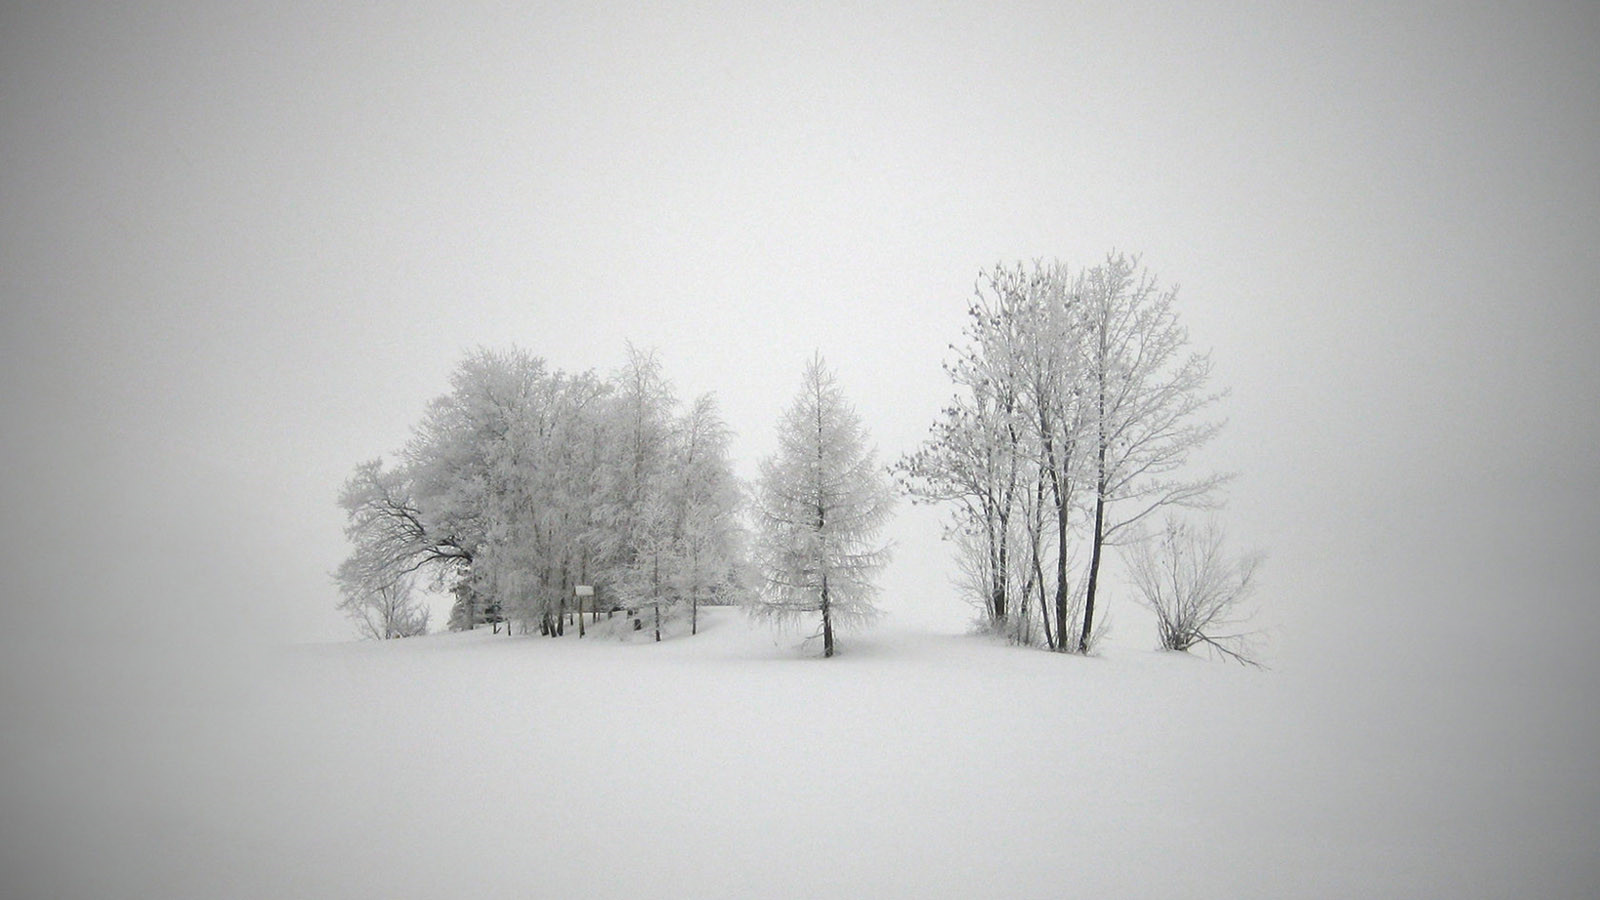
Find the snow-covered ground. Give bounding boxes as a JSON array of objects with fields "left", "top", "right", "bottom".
[{"left": 3, "top": 607, "right": 1594, "bottom": 898}]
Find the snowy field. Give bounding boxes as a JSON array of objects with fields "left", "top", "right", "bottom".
[{"left": 4, "top": 606, "right": 1593, "bottom": 899}]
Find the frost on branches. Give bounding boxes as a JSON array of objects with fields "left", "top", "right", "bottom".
[
  {"left": 751, "top": 354, "right": 894, "bottom": 657},
  {"left": 334, "top": 345, "right": 745, "bottom": 641},
  {"left": 901, "top": 254, "right": 1229, "bottom": 654}
]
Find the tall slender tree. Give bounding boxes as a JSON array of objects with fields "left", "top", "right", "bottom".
[
  {"left": 672, "top": 394, "right": 743, "bottom": 636},
  {"left": 1074, "top": 254, "right": 1227, "bottom": 652}
]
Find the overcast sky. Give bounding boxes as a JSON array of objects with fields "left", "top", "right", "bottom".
[{"left": 2, "top": 0, "right": 1596, "bottom": 695}]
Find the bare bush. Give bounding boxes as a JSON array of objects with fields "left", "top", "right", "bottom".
[{"left": 1127, "top": 518, "right": 1262, "bottom": 666}]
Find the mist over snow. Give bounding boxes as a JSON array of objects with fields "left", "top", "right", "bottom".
[{"left": 2, "top": 1, "right": 1597, "bottom": 897}]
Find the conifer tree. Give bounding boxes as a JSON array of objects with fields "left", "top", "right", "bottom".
[{"left": 751, "top": 355, "right": 894, "bottom": 657}]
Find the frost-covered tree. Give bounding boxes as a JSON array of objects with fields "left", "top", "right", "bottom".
[
  {"left": 596, "top": 345, "right": 678, "bottom": 611},
  {"left": 337, "top": 576, "right": 430, "bottom": 640},
  {"left": 399, "top": 348, "right": 569, "bottom": 635},
  {"left": 547, "top": 371, "right": 610, "bottom": 637},
  {"left": 908, "top": 255, "right": 1227, "bottom": 654},
  {"left": 671, "top": 393, "right": 744, "bottom": 635},
  {"left": 901, "top": 262, "right": 1086, "bottom": 644},
  {"left": 752, "top": 355, "right": 894, "bottom": 657},
  {"left": 1074, "top": 254, "right": 1227, "bottom": 653},
  {"left": 339, "top": 348, "right": 590, "bottom": 637},
  {"left": 902, "top": 262, "right": 1092, "bottom": 650},
  {"left": 336, "top": 457, "right": 473, "bottom": 597},
  {"left": 897, "top": 307, "right": 1024, "bottom": 631},
  {"left": 336, "top": 344, "right": 747, "bottom": 642},
  {"left": 1127, "top": 518, "right": 1261, "bottom": 665}
]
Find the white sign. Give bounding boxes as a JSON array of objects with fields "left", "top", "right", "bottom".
[{"left": 574, "top": 585, "right": 594, "bottom": 597}]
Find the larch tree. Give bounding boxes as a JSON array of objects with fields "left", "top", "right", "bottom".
[{"left": 751, "top": 354, "right": 894, "bottom": 658}]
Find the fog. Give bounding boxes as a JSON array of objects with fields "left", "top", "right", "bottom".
[{"left": 2, "top": 1, "right": 1596, "bottom": 894}]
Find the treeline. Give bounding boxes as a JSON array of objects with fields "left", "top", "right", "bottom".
[
  {"left": 338, "top": 252, "right": 1259, "bottom": 662},
  {"left": 335, "top": 346, "right": 745, "bottom": 641},
  {"left": 899, "top": 253, "right": 1251, "bottom": 658}
]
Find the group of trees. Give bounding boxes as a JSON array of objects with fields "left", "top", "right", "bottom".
[
  {"left": 335, "top": 346, "right": 745, "bottom": 642},
  {"left": 337, "top": 253, "right": 1258, "bottom": 662},
  {"left": 899, "top": 253, "right": 1256, "bottom": 660}
]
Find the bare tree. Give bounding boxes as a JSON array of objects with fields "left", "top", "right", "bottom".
[
  {"left": 338, "top": 577, "right": 430, "bottom": 640},
  {"left": 972, "top": 261, "right": 1092, "bottom": 650},
  {"left": 1074, "top": 253, "right": 1228, "bottom": 653},
  {"left": 1127, "top": 518, "right": 1262, "bottom": 666},
  {"left": 752, "top": 354, "right": 894, "bottom": 657},
  {"left": 903, "top": 261, "right": 1104, "bottom": 651},
  {"left": 898, "top": 268, "right": 1036, "bottom": 635}
]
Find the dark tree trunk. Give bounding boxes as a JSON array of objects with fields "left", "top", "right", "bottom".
[
  {"left": 994, "top": 512, "right": 1009, "bottom": 626},
  {"left": 1081, "top": 480, "right": 1106, "bottom": 654},
  {"left": 1081, "top": 506, "right": 1105, "bottom": 653},
  {"left": 1081, "top": 339, "right": 1108, "bottom": 654},
  {"left": 578, "top": 549, "right": 588, "bottom": 637},
  {"left": 1031, "top": 471, "right": 1055, "bottom": 650},
  {"left": 821, "top": 574, "right": 834, "bottom": 658},
  {"left": 1054, "top": 498, "right": 1070, "bottom": 652}
]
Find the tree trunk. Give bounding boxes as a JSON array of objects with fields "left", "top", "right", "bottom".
[
  {"left": 821, "top": 573, "right": 834, "bottom": 658},
  {"left": 1081, "top": 342, "right": 1109, "bottom": 654},
  {"left": 691, "top": 589, "right": 698, "bottom": 636},
  {"left": 1080, "top": 313, "right": 1110, "bottom": 654},
  {"left": 1081, "top": 491, "right": 1105, "bottom": 653},
  {"left": 994, "top": 512, "right": 1009, "bottom": 626},
  {"left": 1030, "top": 470, "right": 1055, "bottom": 650},
  {"left": 1037, "top": 573, "right": 1054, "bottom": 650},
  {"left": 1054, "top": 497, "right": 1070, "bottom": 652}
]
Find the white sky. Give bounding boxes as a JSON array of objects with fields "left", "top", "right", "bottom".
[{"left": 2, "top": 0, "right": 1597, "bottom": 691}]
